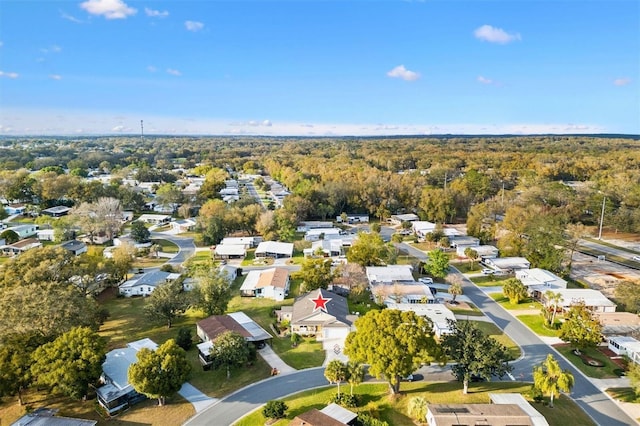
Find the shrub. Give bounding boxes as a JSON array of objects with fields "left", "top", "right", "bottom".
[
  {"left": 175, "top": 327, "right": 193, "bottom": 351},
  {"left": 290, "top": 333, "right": 302, "bottom": 346},
  {"left": 262, "top": 400, "right": 288, "bottom": 420},
  {"left": 329, "top": 392, "right": 359, "bottom": 408},
  {"left": 357, "top": 413, "right": 389, "bottom": 426}
]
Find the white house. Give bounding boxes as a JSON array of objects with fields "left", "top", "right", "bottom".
[
  {"left": 41, "top": 205, "right": 71, "bottom": 217},
  {"left": 608, "top": 336, "right": 640, "bottom": 365},
  {"left": 335, "top": 214, "right": 369, "bottom": 224},
  {"left": 483, "top": 257, "right": 531, "bottom": 273},
  {"left": 220, "top": 236, "right": 261, "bottom": 248},
  {"left": 543, "top": 288, "right": 617, "bottom": 313},
  {"left": 456, "top": 244, "right": 499, "bottom": 259},
  {"left": 370, "top": 282, "right": 435, "bottom": 305},
  {"left": 303, "top": 237, "right": 354, "bottom": 257},
  {"left": 136, "top": 214, "right": 171, "bottom": 225},
  {"left": 96, "top": 338, "right": 158, "bottom": 415},
  {"left": 4, "top": 204, "right": 25, "bottom": 215},
  {"left": 366, "top": 265, "right": 415, "bottom": 284},
  {"left": 412, "top": 221, "right": 436, "bottom": 237},
  {"left": 239, "top": 267, "right": 290, "bottom": 301},
  {"left": 214, "top": 244, "right": 246, "bottom": 259},
  {"left": 391, "top": 213, "right": 419, "bottom": 224},
  {"left": 304, "top": 228, "right": 342, "bottom": 241},
  {"left": 5, "top": 224, "right": 39, "bottom": 239},
  {"left": 119, "top": 270, "right": 181, "bottom": 297},
  {"left": 255, "top": 241, "right": 294, "bottom": 258},
  {"left": 515, "top": 268, "right": 568, "bottom": 298},
  {"left": 449, "top": 235, "right": 481, "bottom": 248},
  {"left": 171, "top": 218, "right": 197, "bottom": 233},
  {"left": 386, "top": 303, "right": 456, "bottom": 337},
  {"left": 37, "top": 228, "right": 56, "bottom": 241},
  {"left": 297, "top": 221, "right": 333, "bottom": 232}
]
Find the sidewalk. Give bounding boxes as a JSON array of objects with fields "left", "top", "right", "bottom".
[
  {"left": 178, "top": 383, "right": 218, "bottom": 413},
  {"left": 258, "top": 345, "right": 296, "bottom": 374}
]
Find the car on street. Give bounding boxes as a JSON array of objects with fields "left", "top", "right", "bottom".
[
  {"left": 402, "top": 374, "right": 414, "bottom": 382},
  {"left": 481, "top": 268, "right": 495, "bottom": 275},
  {"left": 418, "top": 277, "right": 434, "bottom": 284},
  {"left": 632, "top": 255, "right": 640, "bottom": 261}
]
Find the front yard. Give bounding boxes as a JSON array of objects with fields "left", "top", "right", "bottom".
[
  {"left": 468, "top": 320, "right": 522, "bottom": 360},
  {"left": 235, "top": 381, "right": 594, "bottom": 426},
  {"left": 553, "top": 344, "right": 626, "bottom": 379}
]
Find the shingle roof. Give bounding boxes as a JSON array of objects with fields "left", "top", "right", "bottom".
[
  {"left": 291, "top": 289, "right": 352, "bottom": 327},
  {"left": 291, "top": 409, "right": 347, "bottom": 426}
]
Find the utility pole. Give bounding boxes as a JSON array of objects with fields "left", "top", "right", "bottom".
[
  {"left": 598, "top": 196, "right": 606, "bottom": 240},
  {"left": 140, "top": 120, "right": 144, "bottom": 142}
]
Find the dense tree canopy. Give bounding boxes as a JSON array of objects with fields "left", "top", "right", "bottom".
[
  {"left": 209, "top": 331, "right": 252, "bottom": 379},
  {"left": 345, "top": 309, "right": 439, "bottom": 394},
  {"left": 559, "top": 302, "right": 603, "bottom": 352},
  {"left": 295, "top": 257, "right": 336, "bottom": 292},
  {"left": 191, "top": 264, "right": 233, "bottom": 316},
  {"left": 441, "top": 320, "right": 512, "bottom": 394},
  {"left": 346, "top": 232, "right": 393, "bottom": 267},
  {"left": 128, "top": 339, "right": 191, "bottom": 406},
  {"left": 30, "top": 327, "right": 106, "bottom": 399}
]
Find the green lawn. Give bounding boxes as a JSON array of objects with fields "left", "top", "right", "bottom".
[
  {"left": 449, "top": 303, "right": 485, "bottom": 317},
  {"left": 490, "top": 293, "right": 542, "bottom": 311},
  {"left": 235, "top": 381, "right": 594, "bottom": 426},
  {"left": 515, "top": 314, "right": 560, "bottom": 337},
  {"left": 606, "top": 387, "right": 640, "bottom": 403},
  {"left": 470, "top": 276, "right": 512, "bottom": 286},
  {"left": 553, "top": 344, "right": 625, "bottom": 379},
  {"left": 453, "top": 262, "right": 482, "bottom": 273},
  {"left": 152, "top": 238, "right": 179, "bottom": 253},
  {"left": 271, "top": 336, "right": 325, "bottom": 369},
  {"left": 466, "top": 320, "right": 522, "bottom": 360}
]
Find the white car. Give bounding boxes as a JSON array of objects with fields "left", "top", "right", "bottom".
[
  {"left": 632, "top": 255, "right": 640, "bottom": 261},
  {"left": 481, "top": 268, "right": 495, "bottom": 275},
  {"left": 418, "top": 277, "right": 434, "bottom": 284}
]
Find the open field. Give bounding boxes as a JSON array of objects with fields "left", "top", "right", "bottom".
[{"left": 234, "top": 381, "right": 594, "bottom": 426}]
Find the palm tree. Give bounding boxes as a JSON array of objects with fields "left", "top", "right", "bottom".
[
  {"left": 324, "top": 360, "right": 348, "bottom": 396},
  {"left": 449, "top": 281, "right": 463, "bottom": 303},
  {"left": 346, "top": 362, "right": 365, "bottom": 395},
  {"left": 408, "top": 396, "right": 428, "bottom": 423},
  {"left": 544, "top": 290, "right": 563, "bottom": 327},
  {"left": 532, "top": 354, "right": 574, "bottom": 408}
]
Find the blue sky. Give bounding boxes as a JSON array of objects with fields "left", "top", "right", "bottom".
[{"left": 0, "top": 0, "right": 638, "bottom": 136}]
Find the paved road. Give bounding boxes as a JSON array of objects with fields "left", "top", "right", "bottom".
[
  {"left": 150, "top": 231, "right": 196, "bottom": 266},
  {"left": 184, "top": 368, "right": 328, "bottom": 426},
  {"left": 453, "top": 266, "right": 636, "bottom": 426}
]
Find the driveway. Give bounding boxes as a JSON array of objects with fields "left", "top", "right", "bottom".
[
  {"left": 258, "top": 345, "right": 296, "bottom": 375},
  {"left": 178, "top": 383, "right": 217, "bottom": 413}
]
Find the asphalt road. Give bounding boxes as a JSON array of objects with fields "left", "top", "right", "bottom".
[
  {"left": 184, "top": 368, "right": 328, "bottom": 426},
  {"left": 150, "top": 231, "right": 196, "bottom": 266}
]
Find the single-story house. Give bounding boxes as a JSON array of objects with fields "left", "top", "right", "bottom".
[
  {"left": 594, "top": 312, "right": 640, "bottom": 336},
  {"left": 113, "top": 236, "right": 152, "bottom": 249},
  {"left": 122, "top": 211, "right": 134, "bottom": 222},
  {"left": 196, "top": 312, "right": 272, "bottom": 367},
  {"left": 482, "top": 257, "right": 531, "bottom": 273},
  {"left": 118, "top": 270, "right": 182, "bottom": 297},
  {"left": 58, "top": 239, "right": 88, "bottom": 256},
  {"left": 304, "top": 227, "right": 342, "bottom": 241},
  {"left": 41, "top": 205, "right": 71, "bottom": 217},
  {"left": 219, "top": 187, "right": 239, "bottom": 197},
  {"left": 449, "top": 235, "right": 481, "bottom": 248},
  {"left": 4, "top": 224, "right": 39, "bottom": 239},
  {"left": 4, "top": 203, "right": 26, "bottom": 215},
  {"left": 171, "top": 218, "right": 197, "bottom": 233},
  {"left": 2, "top": 237, "right": 42, "bottom": 255},
  {"left": 297, "top": 221, "right": 334, "bottom": 232},
  {"left": 213, "top": 244, "right": 246, "bottom": 259},
  {"left": 291, "top": 403, "right": 357, "bottom": 426},
  {"left": 303, "top": 238, "right": 351, "bottom": 257},
  {"left": 386, "top": 303, "right": 456, "bottom": 338},
  {"left": 515, "top": 268, "right": 568, "bottom": 298},
  {"left": 282, "top": 289, "right": 356, "bottom": 341},
  {"left": 255, "top": 241, "right": 294, "bottom": 258},
  {"left": 412, "top": 221, "right": 436, "bottom": 237},
  {"left": 426, "top": 403, "right": 534, "bottom": 426},
  {"left": 96, "top": 338, "right": 158, "bottom": 415},
  {"left": 366, "top": 265, "right": 415, "bottom": 284},
  {"left": 456, "top": 244, "right": 499, "bottom": 259},
  {"left": 370, "top": 282, "right": 435, "bottom": 305},
  {"left": 220, "top": 236, "right": 261, "bottom": 248},
  {"left": 136, "top": 214, "right": 171, "bottom": 225},
  {"left": 12, "top": 408, "right": 97, "bottom": 426},
  {"left": 239, "top": 267, "right": 290, "bottom": 301},
  {"left": 542, "top": 288, "right": 617, "bottom": 313},
  {"left": 608, "top": 336, "right": 640, "bottom": 365},
  {"left": 390, "top": 213, "right": 419, "bottom": 225},
  {"left": 335, "top": 214, "right": 369, "bottom": 224},
  {"left": 489, "top": 393, "right": 549, "bottom": 426},
  {"left": 37, "top": 228, "right": 55, "bottom": 241}
]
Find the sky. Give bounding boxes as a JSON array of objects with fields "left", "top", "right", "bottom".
[{"left": 0, "top": 0, "right": 638, "bottom": 136}]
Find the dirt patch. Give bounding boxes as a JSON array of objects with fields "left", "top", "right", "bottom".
[{"left": 96, "top": 286, "right": 118, "bottom": 303}]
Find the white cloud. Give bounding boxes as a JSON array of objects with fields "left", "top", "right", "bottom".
[
  {"left": 185, "top": 20, "right": 204, "bottom": 32},
  {"left": 166, "top": 68, "right": 182, "bottom": 76},
  {"left": 49, "top": 74, "right": 63, "bottom": 80},
  {"left": 112, "top": 125, "right": 125, "bottom": 132},
  {"left": 61, "top": 11, "right": 84, "bottom": 23},
  {"left": 80, "top": 0, "right": 137, "bottom": 19},
  {"left": 387, "top": 65, "right": 420, "bottom": 81},
  {"left": 0, "top": 71, "right": 19, "bottom": 79},
  {"left": 477, "top": 76, "right": 493, "bottom": 84},
  {"left": 41, "top": 45, "right": 62, "bottom": 54},
  {"left": 474, "top": 25, "right": 521, "bottom": 44},
  {"left": 145, "top": 7, "right": 169, "bottom": 18},
  {"left": 147, "top": 65, "right": 157, "bottom": 72},
  {"left": 614, "top": 78, "right": 631, "bottom": 86}
]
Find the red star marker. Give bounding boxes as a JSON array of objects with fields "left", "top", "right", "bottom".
[{"left": 310, "top": 292, "right": 331, "bottom": 312}]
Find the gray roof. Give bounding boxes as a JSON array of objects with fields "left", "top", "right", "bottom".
[
  {"left": 119, "top": 270, "right": 180, "bottom": 290},
  {"left": 11, "top": 408, "right": 97, "bottom": 426},
  {"left": 291, "top": 289, "right": 352, "bottom": 327},
  {"left": 59, "top": 240, "right": 86, "bottom": 252}
]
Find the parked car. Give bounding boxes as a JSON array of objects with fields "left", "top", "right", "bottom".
[
  {"left": 402, "top": 374, "right": 414, "bottom": 382},
  {"left": 481, "top": 268, "right": 495, "bottom": 275},
  {"left": 418, "top": 277, "right": 434, "bottom": 284},
  {"left": 632, "top": 255, "right": 640, "bottom": 261}
]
